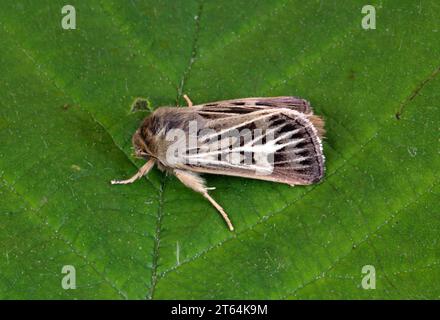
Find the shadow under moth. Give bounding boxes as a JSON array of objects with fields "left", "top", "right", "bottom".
[{"left": 111, "top": 95, "right": 325, "bottom": 231}]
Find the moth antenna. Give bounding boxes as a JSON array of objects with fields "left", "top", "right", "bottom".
[{"left": 183, "top": 94, "right": 194, "bottom": 107}]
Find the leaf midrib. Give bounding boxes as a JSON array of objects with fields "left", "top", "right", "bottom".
[{"left": 146, "top": 0, "right": 205, "bottom": 299}]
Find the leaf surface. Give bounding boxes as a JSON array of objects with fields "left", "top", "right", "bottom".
[{"left": 0, "top": 0, "right": 439, "bottom": 299}]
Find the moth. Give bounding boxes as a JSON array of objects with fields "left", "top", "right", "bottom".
[{"left": 111, "top": 95, "right": 325, "bottom": 231}]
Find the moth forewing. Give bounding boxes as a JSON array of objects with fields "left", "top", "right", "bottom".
[
  {"left": 111, "top": 96, "right": 325, "bottom": 231},
  {"left": 171, "top": 108, "right": 325, "bottom": 185}
]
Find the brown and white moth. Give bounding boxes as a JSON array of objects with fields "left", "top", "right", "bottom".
[{"left": 111, "top": 95, "right": 325, "bottom": 231}]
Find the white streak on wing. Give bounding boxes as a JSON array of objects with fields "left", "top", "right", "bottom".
[
  {"left": 277, "top": 163, "right": 308, "bottom": 169},
  {"left": 189, "top": 157, "right": 273, "bottom": 174},
  {"left": 243, "top": 123, "right": 286, "bottom": 147},
  {"left": 293, "top": 147, "right": 307, "bottom": 154},
  {"left": 272, "top": 160, "right": 309, "bottom": 168},
  {"left": 274, "top": 138, "right": 305, "bottom": 151},
  {"left": 270, "top": 128, "right": 301, "bottom": 144},
  {"left": 183, "top": 137, "right": 305, "bottom": 161},
  {"left": 201, "top": 111, "right": 274, "bottom": 142},
  {"left": 289, "top": 156, "right": 310, "bottom": 163}
]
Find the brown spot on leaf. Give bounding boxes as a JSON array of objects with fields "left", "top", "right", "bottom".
[{"left": 131, "top": 97, "right": 151, "bottom": 113}]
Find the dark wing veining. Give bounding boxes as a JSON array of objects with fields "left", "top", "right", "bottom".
[
  {"left": 196, "top": 96, "right": 313, "bottom": 116},
  {"left": 176, "top": 108, "right": 325, "bottom": 185}
]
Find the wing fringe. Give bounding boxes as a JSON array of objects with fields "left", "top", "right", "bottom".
[{"left": 307, "top": 114, "right": 325, "bottom": 139}]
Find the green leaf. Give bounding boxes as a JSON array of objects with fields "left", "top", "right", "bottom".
[{"left": 0, "top": 0, "right": 439, "bottom": 299}]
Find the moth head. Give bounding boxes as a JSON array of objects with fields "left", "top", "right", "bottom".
[
  {"left": 132, "top": 110, "right": 167, "bottom": 159},
  {"left": 132, "top": 128, "right": 151, "bottom": 159}
]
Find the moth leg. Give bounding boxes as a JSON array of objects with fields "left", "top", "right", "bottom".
[
  {"left": 183, "top": 94, "right": 193, "bottom": 107},
  {"left": 111, "top": 158, "right": 155, "bottom": 185},
  {"left": 173, "top": 169, "right": 234, "bottom": 231}
]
